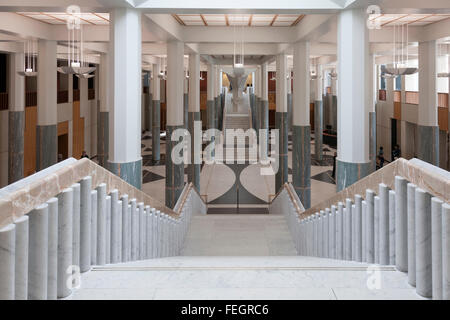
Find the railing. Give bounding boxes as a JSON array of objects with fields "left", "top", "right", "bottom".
[
  {"left": 88, "top": 88, "right": 95, "bottom": 100},
  {"left": 57, "top": 90, "right": 68, "bottom": 104},
  {"left": 405, "top": 91, "right": 419, "bottom": 105},
  {"left": 0, "top": 158, "right": 192, "bottom": 300},
  {"left": 378, "top": 89, "right": 386, "bottom": 101},
  {"left": 25, "top": 92, "right": 37, "bottom": 107},
  {"left": 270, "top": 158, "right": 450, "bottom": 300},
  {"left": 0, "top": 92, "right": 8, "bottom": 110}
]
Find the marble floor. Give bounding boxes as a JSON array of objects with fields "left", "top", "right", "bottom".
[
  {"left": 67, "top": 256, "right": 424, "bottom": 300},
  {"left": 140, "top": 130, "right": 337, "bottom": 210}
]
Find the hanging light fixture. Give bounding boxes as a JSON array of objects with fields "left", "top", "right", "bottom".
[
  {"left": 233, "top": 14, "right": 245, "bottom": 68},
  {"left": 158, "top": 56, "right": 166, "bottom": 79},
  {"left": 58, "top": 6, "right": 96, "bottom": 75},
  {"left": 329, "top": 69, "right": 337, "bottom": 79},
  {"left": 18, "top": 39, "right": 38, "bottom": 76},
  {"left": 383, "top": 23, "right": 418, "bottom": 76}
]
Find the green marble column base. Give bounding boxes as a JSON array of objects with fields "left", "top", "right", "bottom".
[
  {"left": 417, "top": 125, "right": 439, "bottom": 166},
  {"left": 152, "top": 100, "right": 161, "bottom": 162},
  {"left": 336, "top": 159, "right": 371, "bottom": 192},
  {"left": 166, "top": 125, "right": 185, "bottom": 209},
  {"left": 275, "top": 112, "right": 288, "bottom": 193},
  {"left": 8, "top": 111, "right": 24, "bottom": 183},
  {"left": 36, "top": 124, "right": 57, "bottom": 171},
  {"left": 292, "top": 125, "right": 311, "bottom": 209},
  {"left": 107, "top": 158, "right": 142, "bottom": 190}
]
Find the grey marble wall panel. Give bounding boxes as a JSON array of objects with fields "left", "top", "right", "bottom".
[
  {"left": 188, "top": 112, "right": 201, "bottom": 192},
  {"left": 97, "top": 112, "right": 109, "bottom": 167},
  {"left": 152, "top": 100, "right": 161, "bottom": 162},
  {"left": 292, "top": 125, "right": 311, "bottom": 209},
  {"left": 369, "top": 112, "right": 376, "bottom": 173},
  {"left": 314, "top": 101, "right": 323, "bottom": 161},
  {"left": 336, "top": 159, "right": 371, "bottom": 192},
  {"left": 275, "top": 112, "right": 288, "bottom": 193},
  {"left": 165, "top": 125, "right": 185, "bottom": 209},
  {"left": 107, "top": 158, "right": 142, "bottom": 190},
  {"left": 8, "top": 111, "right": 24, "bottom": 183},
  {"left": 36, "top": 124, "right": 57, "bottom": 171},
  {"left": 417, "top": 125, "right": 439, "bottom": 166}
]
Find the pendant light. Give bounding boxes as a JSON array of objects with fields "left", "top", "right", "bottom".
[
  {"left": 383, "top": 23, "right": 418, "bottom": 76},
  {"left": 233, "top": 15, "right": 245, "bottom": 68},
  {"left": 18, "top": 39, "right": 37, "bottom": 76},
  {"left": 58, "top": 7, "right": 96, "bottom": 75}
]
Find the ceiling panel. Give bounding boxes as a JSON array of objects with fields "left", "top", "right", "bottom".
[
  {"left": 369, "top": 13, "right": 450, "bottom": 26},
  {"left": 172, "top": 14, "right": 305, "bottom": 27},
  {"left": 16, "top": 12, "right": 110, "bottom": 25}
]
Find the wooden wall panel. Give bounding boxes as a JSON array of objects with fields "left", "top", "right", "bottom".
[
  {"left": 268, "top": 92, "right": 276, "bottom": 110},
  {"left": 438, "top": 107, "right": 448, "bottom": 131},
  {"left": 24, "top": 106, "right": 37, "bottom": 177},
  {"left": 438, "top": 93, "right": 449, "bottom": 108},
  {"left": 393, "top": 102, "right": 402, "bottom": 120},
  {"left": 310, "top": 103, "right": 315, "bottom": 130},
  {"left": 57, "top": 120, "right": 69, "bottom": 136},
  {"left": 200, "top": 92, "right": 207, "bottom": 110}
]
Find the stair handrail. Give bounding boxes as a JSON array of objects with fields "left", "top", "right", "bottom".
[
  {"left": 0, "top": 158, "right": 178, "bottom": 229},
  {"left": 174, "top": 182, "right": 206, "bottom": 214}
]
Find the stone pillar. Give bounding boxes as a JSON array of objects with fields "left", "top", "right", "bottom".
[
  {"left": 314, "top": 64, "right": 323, "bottom": 161},
  {"left": 368, "top": 55, "right": 377, "bottom": 172},
  {"left": 395, "top": 176, "right": 408, "bottom": 272},
  {"left": 255, "top": 66, "right": 260, "bottom": 134},
  {"left": 292, "top": 41, "right": 311, "bottom": 208},
  {"left": 184, "top": 70, "right": 189, "bottom": 129},
  {"left": 8, "top": 52, "right": 25, "bottom": 183},
  {"left": 57, "top": 187, "right": 73, "bottom": 299},
  {"left": 165, "top": 40, "right": 185, "bottom": 209},
  {"left": 14, "top": 215, "right": 28, "bottom": 300},
  {"left": 331, "top": 76, "right": 338, "bottom": 130},
  {"left": 415, "top": 188, "right": 432, "bottom": 297},
  {"left": 0, "top": 223, "right": 15, "bottom": 300},
  {"left": 417, "top": 40, "right": 439, "bottom": 166},
  {"left": 336, "top": 9, "right": 371, "bottom": 191},
  {"left": 188, "top": 53, "right": 201, "bottom": 191},
  {"left": 36, "top": 40, "right": 57, "bottom": 171},
  {"left": 443, "top": 203, "right": 450, "bottom": 300},
  {"left": 260, "top": 62, "right": 269, "bottom": 157},
  {"left": 97, "top": 53, "right": 109, "bottom": 167},
  {"left": 146, "top": 71, "right": 152, "bottom": 132},
  {"left": 152, "top": 59, "right": 161, "bottom": 162},
  {"left": 107, "top": 8, "right": 142, "bottom": 189},
  {"left": 287, "top": 69, "right": 292, "bottom": 132},
  {"left": 275, "top": 53, "right": 288, "bottom": 193},
  {"left": 215, "top": 66, "right": 222, "bottom": 130},
  {"left": 207, "top": 64, "right": 215, "bottom": 134}
]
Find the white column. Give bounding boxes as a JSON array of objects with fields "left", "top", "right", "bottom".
[
  {"left": 37, "top": 40, "right": 57, "bottom": 126},
  {"left": 152, "top": 60, "right": 161, "bottom": 101},
  {"left": 261, "top": 62, "right": 268, "bottom": 101},
  {"left": 418, "top": 40, "right": 438, "bottom": 127},
  {"left": 166, "top": 41, "right": 184, "bottom": 126},
  {"left": 9, "top": 53, "right": 25, "bottom": 112},
  {"left": 99, "top": 53, "right": 109, "bottom": 112},
  {"left": 276, "top": 54, "right": 288, "bottom": 112},
  {"left": 207, "top": 64, "right": 215, "bottom": 102},
  {"left": 188, "top": 53, "right": 200, "bottom": 113},
  {"left": 293, "top": 41, "right": 310, "bottom": 126},
  {"left": 108, "top": 7, "right": 142, "bottom": 187},
  {"left": 336, "top": 8, "right": 370, "bottom": 191}
]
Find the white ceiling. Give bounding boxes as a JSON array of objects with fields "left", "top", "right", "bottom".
[
  {"left": 173, "top": 14, "right": 304, "bottom": 27},
  {"left": 16, "top": 12, "right": 109, "bottom": 25},
  {"left": 369, "top": 13, "right": 450, "bottom": 26}
]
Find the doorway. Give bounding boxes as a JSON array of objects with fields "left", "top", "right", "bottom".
[{"left": 58, "top": 134, "right": 69, "bottom": 161}]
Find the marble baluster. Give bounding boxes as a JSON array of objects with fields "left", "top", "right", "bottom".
[
  {"left": 90, "top": 190, "right": 97, "bottom": 266},
  {"left": 431, "top": 197, "right": 443, "bottom": 300},
  {"left": 139, "top": 203, "right": 146, "bottom": 260},
  {"left": 96, "top": 183, "right": 107, "bottom": 265},
  {"left": 323, "top": 209, "right": 329, "bottom": 258},
  {"left": 336, "top": 202, "right": 344, "bottom": 260},
  {"left": 329, "top": 205, "right": 336, "bottom": 259},
  {"left": 146, "top": 205, "right": 152, "bottom": 259},
  {"left": 374, "top": 195, "right": 380, "bottom": 264},
  {"left": 80, "top": 176, "right": 92, "bottom": 272},
  {"left": 46, "top": 198, "right": 58, "bottom": 300},
  {"left": 362, "top": 200, "right": 367, "bottom": 262},
  {"left": 71, "top": 183, "right": 81, "bottom": 268},
  {"left": 105, "top": 195, "right": 111, "bottom": 264},
  {"left": 121, "top": 194, "right": 129, "bottom": 262},
  {"left": 0, "top": 223, "right": 15, "bottom": 300},
  {"left": 366, "top": 190, "right": 375, "bottom": 264},
  {"left": 344, "top": 199, "right": 352, "bottom": 261},
  {"left": 110, "top": 190, "right": 120, "bottom": 263},
  {"left": 14, "top": 215, "right": 29, "bottom": 300},
  {"left": 379, "top": 184, "right": 389, "bottom": 265},
  {"left": 395, "top": 176, "right": 408, "bottom": 272},
  {"left": 57, "top": 188, "right": 73, "bottom": 299},
  {"left": 354, "top": 195, "right": 362, "bottom": 262},
  {"left": 407, "top": 183, "right": 417, "bottom": 287},
  {"left": 318, "top": 211, "right": 323, "bottom": 257},
  {"left": 442, "top": 203, "right": 450, "bottom": 300},
  {"left": 130, "top": 199, "right": 138, "bottom": 261},
  {"left": 28, "top": 203, "right": 49, "bottom": 300},
  {"left": 389, "top": 190, "right": 396, "bottom": 266}
]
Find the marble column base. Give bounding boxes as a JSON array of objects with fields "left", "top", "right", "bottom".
[
  {"left": 207, "top": 100, "right": 215, "bottom": 130},
  {"left": 165, "top": 125, "right": 185, "bottom": 209},
  {"left": 183, "top": 93, "right": 188, "bottom": 129},
  {"left": 369, "top": 111, "right": 376, "bottom": 173},
  {"left": 292, "top": 125, "right": 311, "bottom": 209},
  {"left": 275, "top": 112, "right": 288, "bottom": 193},
  {"left": 336, "top": 159, "right": 371, "bottom": 192},
  {"left": 8, "top": 111, "right": 24, "bottom": 183},
  {"left": 188, "top": 112, "right": 201, "bottom": 192},
  {"left": 36, "top": 124, "right": 57, "bottom": 171},
  {"left": 332, "top": 95, "right": 337, "bottom": 130},
  {"left": 417, "top": 125, "right": 439, "bottom": 166},
  {"left": 152, "top": 100, "right": 161, "bottom": 162},
  {"left": 146, "top": 93, "right": 152, "bottom": 132},
  {"left": 314, "top": 101, "right": 323, "bottom": 161},
  {"left": 97, "top": 112, "right": 109, "bottom": 167},
  {"left": 287, "top": 93, "right": 292, "bottom": 132},
  {"left": 107, "top": 158, "right": 142, "bottom": 190}
]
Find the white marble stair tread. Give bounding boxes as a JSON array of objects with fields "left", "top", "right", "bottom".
[{"left": 68, "top": 256, "right": 424, "bottom": 300}]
